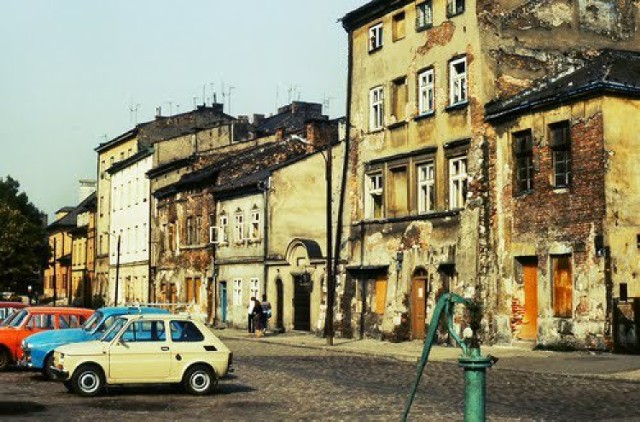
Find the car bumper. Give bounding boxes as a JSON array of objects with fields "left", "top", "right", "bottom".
[
  {"left": 49, "top": 366, "right": 69, "bottom": 381},
  {"left": 17, "top": 357, "right": 33, "bottom": 368}
]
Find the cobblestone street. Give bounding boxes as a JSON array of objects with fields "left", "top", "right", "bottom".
[{"left": 1, "top": 338, "right": 640, "bottom": 420}]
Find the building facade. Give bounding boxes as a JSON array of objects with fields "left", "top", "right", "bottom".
[{"left": 70, "top": 192, "right": 96, "bottom": 307}]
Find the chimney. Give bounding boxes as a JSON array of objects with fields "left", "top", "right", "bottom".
[
  {"left": 156, "top": 106, "right": 162, "bottom": 118},
  {"left": 78, "top": 179, "right": 96, "bottom": 202},
  {"left": 305, "top": 119, "right": 338, "bottom": 148},
  {"left": 252, "top": 114, "right": 265, "bottom": 127},
  {"left": 275, "top": 127, "right": 285, "bottom": 141}
]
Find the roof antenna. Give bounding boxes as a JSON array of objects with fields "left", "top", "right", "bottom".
[{"left": 129, "top": 103, "right": 141, "bottom": 125}]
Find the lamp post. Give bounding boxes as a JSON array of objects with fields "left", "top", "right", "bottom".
[
  {"left": 52, "top": 237, "right": 57, "bottom": 306},
  {"left": 291, "top": 134, "right": 334, "bottom": 346},
  {"left": 114, "top": 234, "right": 121, "bottom": 306}
]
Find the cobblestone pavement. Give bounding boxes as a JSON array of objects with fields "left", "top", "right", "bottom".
[{"left": 2, "top": 338, "right": 640, "bottom": 421}]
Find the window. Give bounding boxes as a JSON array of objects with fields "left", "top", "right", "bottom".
[
  {"left": 391, "top": 77, "right": 407, "bottom": 121},
  {"left": 552, "top": 255, "right": 572, "bottom": 318},
  {"left": 27, "top": 314, "right": 55, "bottom": 329},
  {"left": 100, "top": 160, "right": 106, "bottom": 179},
  {"left": 99, "top": 195, "right": 104, "bottom": 217},
  {"left": 447, "top": 0, "right": 465, "bottom": 17},
  {"left": 121, "top": 320, "right": 166, "bottom": 342},
  {"left": 219, "top": 214, "right": 228, "bottom": 243},
  {"left": 250, "top": 209, "right": 261, "bottom": 241},
  {"left": 392, "top": 11, "right": 406, "bottom": 41},
  {"left": 416, "top": 1, "right": 433, "bottom": 30},
  {"left": 418, "top": 162, "right": 436, "bottom": 213},
  {"left": 113, "top": 187, "right": 118, "bottom": 211},
  {"left": 234, "top": 212, "right": 244, "bottom": 242},
  {"left": 370, "top": 86, "right": 384, "bottom": 131},
  {"left": 186, "top": 216, "right": 194, "bottom": 245},
  {"left": 389, "top": 166, "right": 408, "bottom": 217},
  {"left": 449, "top": 56, "right": 468, "bottom": 106},
  {"left": 366, "top": 173, "right": 384, "bottom": 219},
  {"left": 368, "top": 23, "right": 383, "bottom": 52},
  {"left": 449, "top": 156, "right": 468, "bottom": 209},
  {"left": 135, "top": 177, "right": 140, "bottom": 204},
  {"left": 418, "top": 68, "right": 435, "bottom": 115},
  {"left": 550, "top": 121, "right": 571, "bottom": 188},
  {"left": 514, "top": 130, "right": 534, "bottom": 193},
  {"left": 127, "top": 181, "right": 131, "bottom": 207},
  {"left": 195, "top": 216, "right": 202, "bottom": 244},
  {"left": 170, "top": 320, "right": 204, "bottom": 342},
  {"left": 250, "top": 278, "right": 259, "bottom": 299},
  {"left": 233, "top": 279, "right": 242, "bottom": 304}
]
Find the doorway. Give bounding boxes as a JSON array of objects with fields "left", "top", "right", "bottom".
[
  {"left": 518, "top": 258, "right": 538, "bottom": 340},
  {"left": 220, "top": 281, "right": 228, "bottom": 323},
  {"left": 276, "top": 278, "right": 284, "bottom": 331},
  {"left": 411, "top": 269, "right": 429, "bottom": 339},
  {"left": 293, "top": 275, "right": 311, "bottom": 331}
]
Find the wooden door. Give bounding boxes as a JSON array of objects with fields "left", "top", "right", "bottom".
[
  {"left": 293, "top": 276, "right": 311, "bottom": 331},
  {"left": 411, "top": 278, "right": 427, "bottom": 339},
  {"left": 519, "top": 262, "right": 538, "bottom": 340}
]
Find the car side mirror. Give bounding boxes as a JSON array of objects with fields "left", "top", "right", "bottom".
[{"left": 117, "top": 337, "right": 126, "bottom": 346}]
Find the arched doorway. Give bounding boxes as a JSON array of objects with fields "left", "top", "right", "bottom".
[
  {"left": 276, "top": 278, "right": 284, "bottom": 331},
  {"left": 411, "top": 268, "right": 429, "bottom": 339}
]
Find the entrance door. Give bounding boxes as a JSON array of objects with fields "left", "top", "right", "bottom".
[
  {"left": 276, "top": 279, "right": 284, "bottom": 330},
  {"left": 220, "top": 282, "right": 228, "bottom": 323},
  {"left": 411, "top": 276, "right": 428, "bottom": 339},
  {"left": 519, "top": 261, "right": 538, "bottom": 340},
  {"left": 293, "top": 276, "right": 311, "bottom": 331}
]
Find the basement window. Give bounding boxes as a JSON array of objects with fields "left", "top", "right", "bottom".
[
  {"left": 513, "top": 129, "right": 534, "bottom": 194},
  {"left": 447, "top": 0, "right": 465, "bottom": 17},
  {"left": 368, "top": 23, "right": 383, "bottom": 52},
  {"left": 550, "top": 121, "right": 572, "bottom": 188}
]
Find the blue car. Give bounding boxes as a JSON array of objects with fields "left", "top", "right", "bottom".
[{"left": 20, "top": 306, "right": 169, "bottom": 379}]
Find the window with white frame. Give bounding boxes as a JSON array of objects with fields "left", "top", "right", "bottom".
[
  {"left": 219, "top": 214, "right": 228, "bottom": 243},
  {"left": 449, "top": 156, "right": 468, "bottom": 209},
  {"left": 449, "top": 56, "right": 468, "bottom": 106},
  {"left": 447, "top": 0, "right": 465, "bottom": 17},
  {"left": 370, "top": 86, "right": 384, "bottom": 131},
  {"left": 365, "top": 173, "right": 384, "bottom": 219},
  {"left": 234, "top": 211, "right": 244, "bottom": 242},
  {"left": 250, "top": 208, "right": 260, "bottom": 241},
  {"left": 418, "top": 162, "right": 435, "bottom": 213},
  {"left": 418, "top": 68, "right": 435, "bottom": 115},
  {"left": 233, "top": 279, "right": 242, "bottom": 304},
  {"left": 416, "top": 1, "right": 433, "bottom": 30},
  {"left": 250, "top": 278, "right": 259, "bottom": 299},
  {"left": 368, "top": 23, "right": 383, "bottom": 52}
]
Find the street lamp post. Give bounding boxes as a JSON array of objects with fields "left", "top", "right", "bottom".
[
  {"left": 52, "top": 237, "right": 57, "bottom": 306},
  {"left": 113, "top": 234, "right": 121, "bottom": 306}
]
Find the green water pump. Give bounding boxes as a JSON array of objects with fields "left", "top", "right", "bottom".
[{"left": 402, "top": 293, "right": 497, "bottom": 421}]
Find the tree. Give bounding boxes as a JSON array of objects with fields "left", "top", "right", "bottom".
[{"left": 0, "top": 176, "right": 49, "bottom": 293}]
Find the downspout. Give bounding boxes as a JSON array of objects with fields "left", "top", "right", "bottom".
[
  {"left": 211, "top": 192, "right": 218, "bottom": 326},
  {"left": 147, "top": 171, "right": 153, "bottom": 305},
  {"left": 262, "top": 176, "right": 270, "bottom": 296},
  {"left": 331, "top": 28, "right": 354, "bottom": 335}
]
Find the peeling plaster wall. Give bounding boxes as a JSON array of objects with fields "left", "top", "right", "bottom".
[{"left": 490, "top": 98, "right": 610, "bottom": 349}]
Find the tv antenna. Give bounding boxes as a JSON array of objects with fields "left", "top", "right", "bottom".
[
  {"left": 129, "top": 103, "right": 141, "bottom": 125},
  {"left": 323, "top": 95, "right": 334, "bottom": 115},
  {"left": 165, "top": 101, "right": 173, "bottom": 115}
]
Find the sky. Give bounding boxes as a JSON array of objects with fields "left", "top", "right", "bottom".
[{"left": 0, "top": 0, "right": 367, "bottom": 219}]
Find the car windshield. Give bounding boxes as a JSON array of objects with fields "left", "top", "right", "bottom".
[
  {"left": 83, "top": 311, "right": 103, "bottom": 332},
  {"left": 100, "top": 317, "right": 126, "bottom": 342},
  {"left": 0, "top": 312, "right": 18, "bottom": 327},
  {"left": 94, "top": 315, "right": 116, "bottom": 334},
  {"left": 9, "top": 310, "right": 28, "bottom": 327}
]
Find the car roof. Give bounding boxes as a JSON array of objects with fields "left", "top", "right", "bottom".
[
  {"left": 0, "top": 302, "right": 27, "bottom": 308},
  {"left": 97, "top": 306, "right": 169, "bottom": 316},
  {"left": 24, "top": 306, "right": 93, "bottom": 314},
  {"left": 117, "top": 314, "right": 199, "bottom": 322}
]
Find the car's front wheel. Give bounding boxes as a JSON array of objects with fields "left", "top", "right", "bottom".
[
  {"left": 182, "top": 365, "right": 217, "bottom": 395},
  {"left": 71, "top": 364, "right": 105, "bottom": 397},
  {"left": 0, "top": 348, "right": 10, "bottom": 371}
]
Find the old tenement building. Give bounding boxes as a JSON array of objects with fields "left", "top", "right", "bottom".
[{"left": 338, "top": 0, "right": 639, "bottom": 349}]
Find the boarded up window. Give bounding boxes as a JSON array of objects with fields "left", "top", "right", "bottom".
[
  {"left": 392, "top": 11, "right": 406, "bottom": 41},
  {"left": 375, "top": 276, "right": 388, "bottom": 314},
  {"left": 552, "top": 255, "right": 572, "bottom": 318},
  {"left": 391, "top": 77, "right": 407, "bottom": 121},
  {"left": 389, "top": 166, "right": 408, "bottom": 217}
]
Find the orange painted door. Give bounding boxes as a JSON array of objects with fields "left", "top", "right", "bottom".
[
  {"left": 411, "top": 278, "right": 427, "bottom": 339},
  {"left": 519, "top": 262, "right": 538, "bottom": 340}
]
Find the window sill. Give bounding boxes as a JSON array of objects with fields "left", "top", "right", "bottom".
[
  {"left": 414, "top": 111, "right": 435, "bottom": 122},
  {"left": 447, "top": 10, "right": 465, "bottom": 19},
  {"left": 387, "top": 121, "right": 408, "bottom": 130},
  {"left": 368, "top": 46, "right": 382, "bottom": 55},
  {"left": 513, "top": 190, "right": 533, "bottom": 198},
  {"left": 416, "top": 24, "right": 433, "bottom": 33},
  {"left": 367, "top": 128, "right": 385, "bottom": 135},
  {"left": 356, "top": 209, "right": 461, "bottom": 225},
  {"left": 445, "top": 101, "right": 469, "bottom": 112},
  {"left": 553, "top": 186, "right": 570, "bottom": 193}
]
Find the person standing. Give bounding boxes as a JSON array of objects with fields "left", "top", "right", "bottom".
[
  {"left": 252, "top": 297, "right": 264, "bottom": 337},
  {"left": 260, "top": 294, "right": 272, "bottom": 335},
  {"left": 247, "top": 297, "right": 256, "bottom": 334}
]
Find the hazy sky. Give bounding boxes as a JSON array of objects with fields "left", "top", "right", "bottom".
[{"left": 0, "top": 0, "right": 367, "bottom": 219}]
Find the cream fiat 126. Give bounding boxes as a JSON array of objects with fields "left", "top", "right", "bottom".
[{"left": 51, "top": 314, "right": 233, "bottom": 396}]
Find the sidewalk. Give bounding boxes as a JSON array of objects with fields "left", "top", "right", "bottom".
[{"left": 213, "top": 327, "right": 640, "bottom": 382}]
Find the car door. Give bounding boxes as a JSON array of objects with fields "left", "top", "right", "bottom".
[{"left": 108, "top": 319, "right": 171, "bottom": 381}]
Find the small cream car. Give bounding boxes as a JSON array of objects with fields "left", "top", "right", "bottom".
[{"left": 50, "top": 314, "right": 233, "bottom": 397}]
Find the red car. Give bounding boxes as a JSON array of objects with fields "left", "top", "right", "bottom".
[
  {"left": 0, "top": 302, "right": 27, "bottom": 324},
  {"left": 0, "top": 306, "right": 93, "bottom": 370}
]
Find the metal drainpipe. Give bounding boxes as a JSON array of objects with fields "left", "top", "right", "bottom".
[
  {"left": 262, "top": 177, "right": 270, "bottom": 296},
  {"left": 147, "top": 174, "right": 153, "bottom": 305},
  {"left": 211, "top": 194, "right": 218, "bottom": 326}
]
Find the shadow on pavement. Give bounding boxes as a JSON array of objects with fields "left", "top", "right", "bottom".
[{"left": 0, "top": 401, "right": 47, "bottom": 416}]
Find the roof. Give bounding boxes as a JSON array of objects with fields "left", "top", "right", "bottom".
[
  {"left": 95, "top": 128, "right": 138, "bottom": 153},
  {"left": 97, "top": 306, "right": 170, "bottom": 316},
  {"left": 146, "top": 156, "right": 196, "bottom": 179},
  {"left": 48, "top": 192, "right": 96, "bottom": 232},
  {"left": 106, "top": 147, "right": 153, "bottom": 175},
  {"left": 117, "top": 313, "right": 201, "bottom": 321},
  {"left": 256, "top": 101, "right": 327, "bottom": 135},
  {"left": 485, "top": 49, "right": 640, "bottom": 123},
  {"left": 24, "top": 306, "right": 94, "bottom": 314},
  {"left": 341, "top": 0, "right": 408, "bottom": 32}
]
